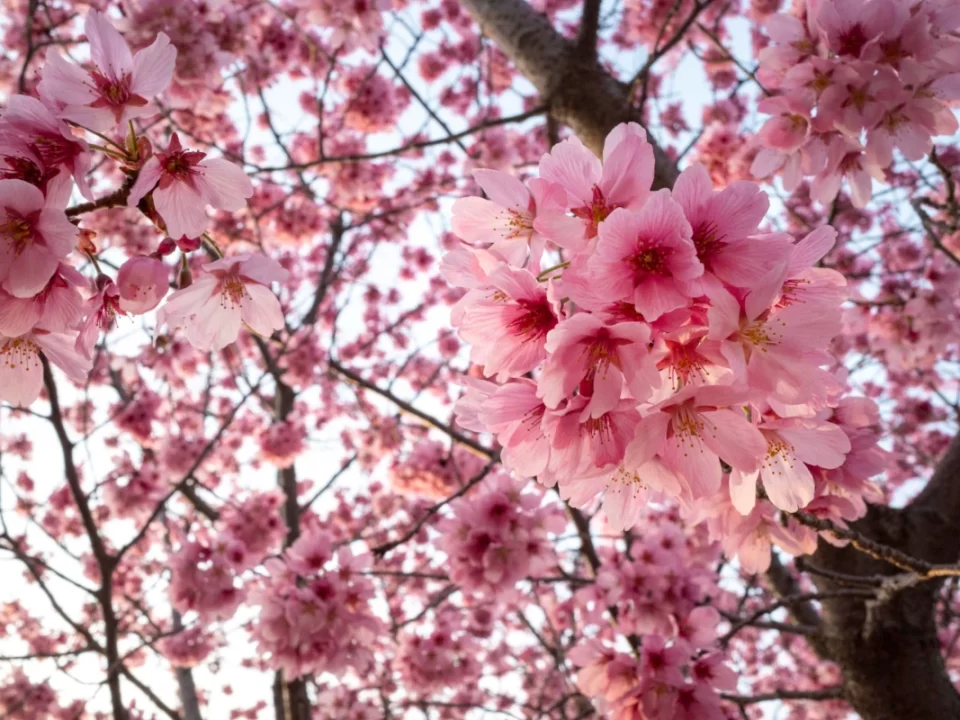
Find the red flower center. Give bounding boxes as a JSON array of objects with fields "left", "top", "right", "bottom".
[
  {"left": 0, "top": 211, "right": 38, "bottom": 256},
  {"left": 837, "top": 23, "right": 869, "bottom": 57},
  {"left": 508, "top": 298, "right": 557, "bottom": 339},
  {"left": 571, "top": 185, "right": 619, "bottom": 237}
]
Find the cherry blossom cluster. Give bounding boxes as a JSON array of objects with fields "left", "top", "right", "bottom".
[
  {"left": 570, "top": 625, "right": 735, "bottom": 720},
  {"left": 564, "top": 508, "right": 743, "bottom": 719},
  {"left": 257, "top": 418, "right": 308, "bottom": 469},
  {"left": 448, "top": 122, "right": 883, "bottom": 571},
  {"left": 0, "top": 670, "right": 84, "bottom": 719},
  {"left": 388, "top": 438, "right": 486, "bottom": 497},
  {"left": 218, "top": 492, "right": 287, "bottom": 561},
  {"left": 0, "top": 11, "right": 284, "bottom": 407},
  {"left": 752, "top": 0, "right": 960, "bottom": 207},
  {"left": 168, "top": 530, "right": 249, "bottom": 622},
  {"left": 158, "top": 625, "right": 216, "bottom": 669},
  {"left": 437, "top": 473, "right": 565, "bottom": 596},
  {"left": 582, "top": 518, "right": 722, "bottom": 638},
  {"left": 168, "top": 493, "right": 285, "bottom": 622},
  {"left": 249, "top": 529, "right": 383, "bottom": 678},
  {"left": 395, "top": 607, "right": 482, "bottom": 692},
  {"left": 102, "top": 454, "right": 167, "bottom": 520}
]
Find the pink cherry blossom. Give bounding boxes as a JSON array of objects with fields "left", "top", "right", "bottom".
[
  {"left": 438, "top": 474, "right": 564, "bottom": 595},
  {"left": 156, "top": 253, "right": 287, "bottom": 351},
  {"left": 707, "top": 272, "right": 844, "bottom": 407},
  {"left": 865, "top": 95, "right": 938, "bottom": 168},
  {"left": 456, "top": 265, "right": 559, "bottom": 380},
  {"left": 623, "top": 384, "right": 767, "bottom": 499},
  {"left": 589, "top": 195, "right": 703, "bottom": 321},
  {"left": 730, "top": 415, "right": 852, "bottom": 514},
  {"left": 816, "top": 0, "right": 894, "bottom": 59},
  {"left": 0, "top": 263, "right": 85, "bottom": 336},
  {"left": 451, "top": 169, "right": 553, "bottom": 266},
  {"left": 534, "top": 122, "right": 654, "bottom": 251},
  {"left": 0, "top": 95, "right": 93, "bottom": 200},
  {"left": 818, "top": 65, "right": 898, "bottom": 135},
  {"left": 250, "top": 531, "right": 382, "bottom": 679},
  {"left": 116, "top": 255, "right": 168, "bottom": 314},
  {"left": 0, "top": 329, "right": 90, "bottom": 406},
  {"left": 810, "top": 136, "right": 885, "bottom": 209},
  {"left": 670, "top": 162, "right": 774, "bottom": 290},
  {"left": 538, "top": 313, "right": 659, "bottom": 418},
  {"left": 75, "top": 278, "right": 122, "bottom": 359},
  {"left": 128, "top": 133, "right": 254, "bottom": 240},
  {"left": 38, "top": 11, "right": 176, "bottom": 132},
  {"left": 757, "top": 12, "right": 821, "bottom": 88},
  {"left": 0, "top": 179, "right": 78, "bottom": 297}
]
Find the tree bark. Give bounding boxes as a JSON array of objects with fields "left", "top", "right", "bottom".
[
  {"left": 810, "top": 434, "right": 960, "bottom": 720},
  {"left": 458, "top": 0, "right": 678, "bottom": 189}
]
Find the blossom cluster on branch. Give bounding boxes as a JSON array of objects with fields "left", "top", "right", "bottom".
[
  {"left": 449, "top": 122, "right": 884, "bottom": 573},
  {"left": 0, "top": 11, "right": 283, "bottom": 406},
  {"left": 752, "top": 0, "right": 960, "bottom": 207}
]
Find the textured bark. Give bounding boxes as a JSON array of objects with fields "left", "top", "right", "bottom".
[
  {"left": 811, "top": 434, "right": 960, "bottom": 720},
  {"left": 456, "top": 1, "right": 960, "bottom": 717},
  {"left": 458, "top": 0, "right": 679, "bottom": 188}
]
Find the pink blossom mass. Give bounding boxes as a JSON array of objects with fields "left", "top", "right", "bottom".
[{"left": 1, "top": 2, "right": 959, "bottom": 719}]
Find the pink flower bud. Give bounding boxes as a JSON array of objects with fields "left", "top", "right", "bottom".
[{"left": 117, "top": 255, "right": 169, "bottom": 314}]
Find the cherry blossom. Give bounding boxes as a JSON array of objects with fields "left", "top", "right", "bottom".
[
  {"left": 38, "top": 11, "right": 176, "bottom": 132},
  {"left": 0, "top": 179, "right": 77, "bottom": 297},
  {"left": 116, "top": 255, "right": 168, "bottom": 314},
  {"left": 128, "top": 133, "right": 254, "bottom": 240},
  {"left": 156, "top": 253, "right": 287, "bottom": 351}
]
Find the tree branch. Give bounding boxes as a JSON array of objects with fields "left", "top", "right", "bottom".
[{"left": 458, "top": 0, "right": 679, "bottom": 186}]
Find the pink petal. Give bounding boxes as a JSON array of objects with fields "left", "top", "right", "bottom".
[
  {"left": 85, "top": 10, "right": 134, "bottom": 78},
  {"left": 127, "top": 157, "right": 163, "bottom": 207},
  {"left": 131, "top": 32, "right": 177, "bottom": 97},
  {"left": 633, "top": 276, "right": 687, "bottom": 321},
  {"left": 38, "top": 51, "right": 98, "bottom": 106},
  {"left": 700, "top": 409, "right": 767, "bottom": 472},
  {"left": 472, "top": 168, "right": 530, "bottom": 211},
  {"left": 154, "top": 181, "right": 209, "bottom": 240},
  {"left": 760, "top": 444, "right": 814, "bottom": 512},
  {"left": 662, "top": 429, "right": 722, "bottom": 498},
  {"left": 534, "top": 209, "right": 590, "bottom": 252},
  {"left": 538, "top": 136, "right": 600, "bottom": 205},
  {"left": 0, "top": 335, "right": 43, "bottom": 405},
  {"left": 713, "top": 234, "right": 792, "bottom": 288},
  {"left": 57, "top": 105, "right": 117, "bottom": 134},
  {"left": 240, "top": 283, "right": 285, "bottom": 337},
  {"left": 584, "top": 366, "right": 624, "bottom": 419},
  {"left": 602, "top": 471, "right": 648, "bottom": 532},
  {"left": 0, "top": 178, "right": 44, "bottom": 215},
  {"left": 231, "top": 253, "right": 289, "bottom": 285},
  {"left": 777, "top": 422, "right": 851, "bottom": 469},
  {"left": 196, "top": 158, "right": 253, "bottom": 212},
  {"left": 623, "top": 411, "right": 670, "bottom": 468},
  {"left": 0, "top": 292, "right": 42, "bottom": 335},
  {"left": 187, "top": 292, "right": 243, "bottom": 351},
  {"left": 750, "top": 147, "right": 786, "bottom": 179},
  {"left": 5, "top": 243, "right": 59, "bottom": 298},
  {"left": 671, "top": 162, "right": 713, "bottom": 218},
  {"left": 729, "top": 468, "right": 758, "bottom": 515},
  {"left": 38, "top": 208, "right": 79, "bottom": 257},
  {"left": 35, "top": 331, "right": 90, "bottom": 383},
  {"left": 790, "top": 226, "right": 836, "bottom": 271},
  {"left": 599, "top": 124, "right": 653, "bottom": 209}
]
